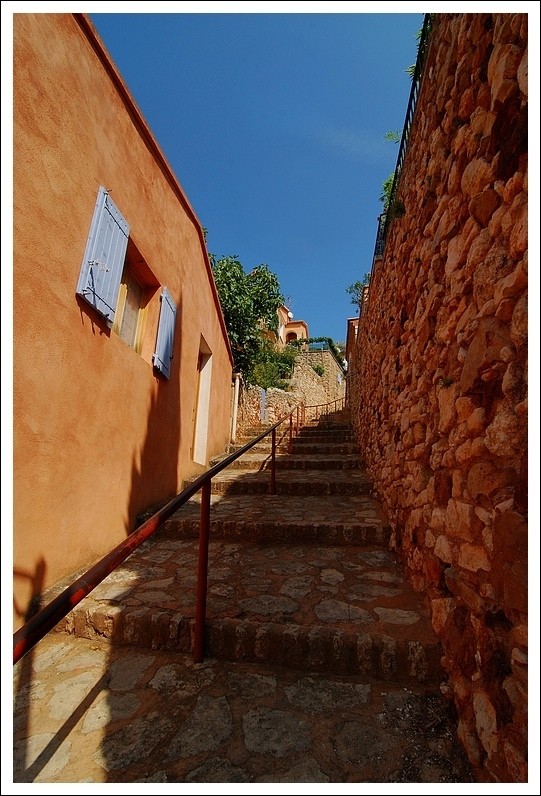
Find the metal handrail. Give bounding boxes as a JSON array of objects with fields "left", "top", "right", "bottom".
[
  {"left": 371, "top": 13, "right": 433, "bottom": 264},
  {"left": 13, "top": 405, "right": 304, "bottom": 666},
  {"left": 304, "top": 397, "right": 346, "bottom": 423}
]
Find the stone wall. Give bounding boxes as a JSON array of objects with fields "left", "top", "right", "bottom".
[
  {"left": 294, "top": 350, "right": 346, "bottom": 408},
  {"left": 235, "top": 350, "right": 346, "bottom": 435},
  {"left": 349, "top": 13, "right": 527, "bottom": 783}
]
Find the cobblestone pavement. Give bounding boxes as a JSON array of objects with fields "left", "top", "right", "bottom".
[
  {"left": 11, "top": 414, "right": 478, "bottom": 786},
  {"left": 13, "top": 633, "right": 475, "bottom": 784},
  {"left": 44, "top": 537, "right": 443, "bottom": 680}
]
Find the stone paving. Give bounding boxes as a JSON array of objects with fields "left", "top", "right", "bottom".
[
  {"left": 13, "top": 634, "right": 474, "bottom": 783},
  {"left": 12, "top": 411, "right": 476, "bottom": 783},
  {"left": 46, "top": 536, "right": 442, "bottom": 681}
]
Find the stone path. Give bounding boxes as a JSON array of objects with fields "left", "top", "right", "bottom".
[
  {"left": 47, "top": 537, "right": 441, "bottom": 681},
  {"left": 13, "top": 634, "right": 474, "bottom": 783},
  {"left": 12, "top": 411, "right": 476, "bottom": 783}
]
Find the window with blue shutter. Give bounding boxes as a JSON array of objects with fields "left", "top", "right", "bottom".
[
  {"left": 153, "top": 288, "right": 177, "bottom": 379},
  {"left": 76, "top": 187, "right": 130, "bottom": 324}
]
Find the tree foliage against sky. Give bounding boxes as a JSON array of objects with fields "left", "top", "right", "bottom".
[
  {"left": 345, "top": 275, "right": 371, "bottom": 312},
  {"left": 210, "top": 255, "right": 285, "bottom": 383}
]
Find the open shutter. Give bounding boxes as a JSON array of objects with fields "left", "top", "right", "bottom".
[
  {"left": 76, "top": 187, "right": 129, "bottom": 324},
  {"left": 153, "top": 288, "right": 177, "bottom": 379}
]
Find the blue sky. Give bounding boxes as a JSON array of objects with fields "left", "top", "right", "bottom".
[{"left": 89, "top": 8, "right": 424, "bottom": 343}]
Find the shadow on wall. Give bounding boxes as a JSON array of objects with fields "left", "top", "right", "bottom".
[
  {"left": 13, "top": 559, "right": 46, "bottom": 783},
  {"left": 125, "top": 295, "right": 184, "bottom": 534},
  {"left": 13, "top": 296, "right": 185, "bottom": 782}
]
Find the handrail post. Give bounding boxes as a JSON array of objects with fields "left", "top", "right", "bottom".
[
  {"left": 289, "top": 414, "right": 293, "bottom": 453},
  {"left": 13, "top": 412, "right": 293, "bottom": 666},
  {"left": 296, "top": 406, "right": 300, "bottom": 435},
  {"left": 270, "top": 428, "right": 276, "bottom": 495},
  {"left": 194, "top": 479, "right": 211, "bottom": 663}
]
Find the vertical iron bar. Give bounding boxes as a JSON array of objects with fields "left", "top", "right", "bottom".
[
  {"left": 296, "top": 406, "right": 300, "bottom": 435},
  {"left": 289, "top": 414, "right": 293, "bottom": 453},
  {"left": 270, "top": 427, "right": 276, "bottom": 494},
  {"left": 194, "top": 479, "right": 211, "bottom": 663}
]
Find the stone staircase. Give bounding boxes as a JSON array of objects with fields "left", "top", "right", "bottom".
[{"left": 50, "top": 409, "right": 444, "bottom": 687}]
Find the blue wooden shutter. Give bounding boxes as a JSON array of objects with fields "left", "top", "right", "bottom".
[
  {"left": 76, "top": 187, "right": 129, "bottom": 324},
  {"left": 153, "top": 288, "right": 177, "bottom": 379}
]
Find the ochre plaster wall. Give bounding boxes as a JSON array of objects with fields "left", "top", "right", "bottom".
[
  {"left": 349, "top": 13, "right": 527, "bottom": 783},
  {"left": 13, "top": 14, "right": 233, "bottom": 627}
]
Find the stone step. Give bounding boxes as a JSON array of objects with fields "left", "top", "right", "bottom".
[
  {"left": 301, "top": 419, "right": 352, "bottom": 427},
  {"left": 290, "top": 442, "right": 361, "bottom": 455},
  {"left": 233, "top": 425, "right": 355, "bottom": 447},
  {"left": 295, "top": 432, "right": 357, "bottom": 443},
  {"left": 210, "top": 453, "right": 365, "bottom": 472},
  {"left": 162, "top": 493, "right": 390, "bottom": 547},
  {"left": 186, "top": 468, "right": 372, "bottom": 496},
  {"left": 50, "top": 538, "right": 443, "bottom": 684},
  {"left": 13, "top": 632, "right": 474, "bottom": 784},
  {"left": 226, "top": 442, "right": 290, "bottom": 455},
  {"left": 233, "top": 427, "right": 284, "bottom": 437},
  {"left": 229, "top": 439, "right": 361, "bottom": 456}
]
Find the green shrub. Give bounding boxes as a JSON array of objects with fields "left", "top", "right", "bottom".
[{"left": 249, "top": 340, "right": 297, "bottom": 389}]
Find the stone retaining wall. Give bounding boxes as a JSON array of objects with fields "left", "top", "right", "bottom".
[
  {"left": 349, "top": 13, "right": 527, "bottom": 782},
  {"left": 235, "top": 350, "right": 346, "bottom": 433}
]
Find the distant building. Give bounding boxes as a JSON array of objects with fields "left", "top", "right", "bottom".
[{"left": 268, "top": 304, "right": 309, "bottom": 349}]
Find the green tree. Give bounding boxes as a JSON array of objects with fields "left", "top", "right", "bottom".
[
  {"left": 211, "top": 255, "right": 285, "bottom": 383},
  {"left": 246, "top": 264, "right": 283, "bottom": 334},
  {"left": 251, "top": 338, "right": 297, "bottom": 389},
  {"left": 405, "top": 27, "right": 424, "bottom": 78},
  {"left": 346, "top": 275, "right": 370, "bottom": 312},
  {"left": 380, "top": 172, "right": 395, "bottom": 211}
]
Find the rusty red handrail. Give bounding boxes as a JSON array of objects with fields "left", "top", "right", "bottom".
[
  {"left": 13, "top": 405, "right": 304, "bottom": 666},
  {"left": 304, "top": 396, "right": 345, "bottom": 422}
]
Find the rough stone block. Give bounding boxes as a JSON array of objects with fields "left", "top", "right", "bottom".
[
  {"left": 460, "top": 158, "right": 494, "bottom": 198},
  {"left": 434, "top": 534, "right": 454, "bottom": 563},
  {"left": 458, "top": 543, "right": 490, "bottom": 572},
  {"left": 473, "top": 689, "right": 498, "bottom": 757},
  {"left": 445, "top": 499, "right": 479, "bottom": 542},
  {"left": 459, "top": 317, "right": 511, "bottom": 392},
  {"left": 469, "top": 189, "right": 500, "bottom": 227},
  {"left": 503, "top": 560, "right": 527, "bottom": 613}
]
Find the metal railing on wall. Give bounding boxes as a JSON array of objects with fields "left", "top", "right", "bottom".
[{"left": 370, "top": 13, "right": 433, "bottom": 265}]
